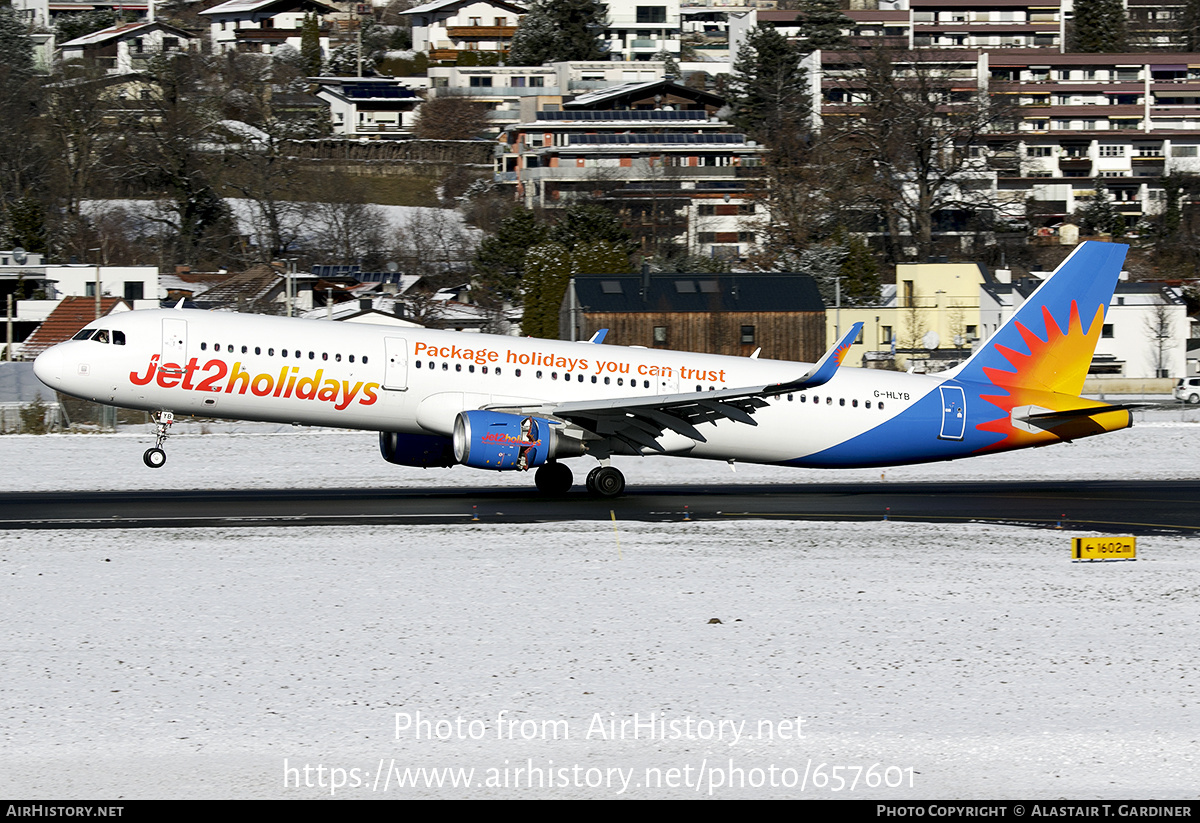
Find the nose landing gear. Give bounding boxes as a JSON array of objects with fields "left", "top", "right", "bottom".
[{"left": 143, "top": 410, "right": 174, "bottom": 468}]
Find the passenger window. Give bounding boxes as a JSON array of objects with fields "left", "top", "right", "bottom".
[
  {"left": 362, "top": 356, "right": 368, "bottom": 364},
  {"left": 241, "top": 345, "right": 248, "bottom": 354},
  {"left": 227, "top": 345, "right": 234, "bottom": 353}
]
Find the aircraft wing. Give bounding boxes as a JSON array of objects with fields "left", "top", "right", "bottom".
[{"left": 486, "top": 323, "right": 863, "bottom": 455}]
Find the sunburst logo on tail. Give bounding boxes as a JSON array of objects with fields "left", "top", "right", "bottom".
[{"left": 975, "top": 300, "right": 1106, "bottom": 450}]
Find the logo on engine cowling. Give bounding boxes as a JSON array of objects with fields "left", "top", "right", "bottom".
[{"left": 481, "top": 430, "right": 542, "bottom": 448}]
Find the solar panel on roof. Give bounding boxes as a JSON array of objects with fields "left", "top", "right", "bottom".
[
  {"left": 537, "top": 109, "right": 708, "bottom": 122},
  {"left": 567, "top": 133, "right": 745, "bottom": 145}
]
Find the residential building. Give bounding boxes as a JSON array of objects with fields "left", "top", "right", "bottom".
[
  {"left": 831, "top": 260, "right": 989, "bottom": 372},
  {"left": 313, "top": 76, "right": 423, "bottom": 136},
  {"left": 986, "top": 50, "right": 1200, "bottom": 224},
  {"left": 499, "top": 79, "right": 767, "bottom": 259},
  {"left": 426, "top": 60, "right": 669, "bottom": 132},
  {"left": 58, "top": 22, "right": 196, "bottom": 74},
  {"left": 565, "top": 271, "right": 826, "bottom": 360},
  {"left": 9, "top": 0, "right": 148, "bottom": 30},
  {"left": 401, "top": 0, "right": 527, "bottom": 61},
  {"left": 603, "top": 0, "right": 683, "bottom": 61},
  {"left": 200, "top": 0, "right": 339, "bottom": 57},
  {"left": 831, "top": 254, "right": 1189, "bottom": 380}
]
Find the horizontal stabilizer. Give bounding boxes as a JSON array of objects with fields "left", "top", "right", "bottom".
[{"left": 1013, "top": 403, "right": 1137, "bottom": 441}]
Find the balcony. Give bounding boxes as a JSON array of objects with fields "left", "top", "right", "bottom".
[{"left": 446, "top": 26, "right": 517, "bottom": 38}]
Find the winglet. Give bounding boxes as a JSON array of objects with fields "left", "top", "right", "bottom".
[
  {"left": 588, "top": 329, "right": 608, "bottom": 344},
  {"left": 773, "top": 322, "right": 862, "bottom": 393}
]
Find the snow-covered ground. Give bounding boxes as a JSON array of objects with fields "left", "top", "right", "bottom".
[
  {"left": 1, "top": 420, "right": 1198, "bottom": 798},
  {"left": 0, "top": 408, "right": 1197, "bottom": 493}
]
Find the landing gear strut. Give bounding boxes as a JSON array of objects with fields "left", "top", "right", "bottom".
[
  {"left": 585, "top": 465, "right": 625, "bottom": 498},
  {"left": 534, "top": 461, "right": 573, "bottom": 495},
  {"left": 143, "top": 410, "right": 174, "bottom": 469}
]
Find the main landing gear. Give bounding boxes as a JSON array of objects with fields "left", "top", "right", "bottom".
[
  {"left": 534, "top": 461, "right": 573, "bottom": 495},
  {"left": 533, "top": 462, "right": 627, "bottom": 498},
  {"left": 586, "top": 465, "right": 625, "bottom": 498},
  {"left": 143, "top": 410, "right": 174, "bottom": 469}
]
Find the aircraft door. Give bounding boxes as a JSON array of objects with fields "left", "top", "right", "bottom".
[
  {"left": 383, "top": 337, "right": 409, "bottom": 391},
  {"left": 161, "top": 318, "right": 187, "bottom": 361},
  {"left": 938, "top": 385, "right": 966, "bottom": 441}
]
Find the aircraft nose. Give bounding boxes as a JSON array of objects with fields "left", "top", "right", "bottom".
[{"left": 33, "top": 344, "right": 65, "bottom": 387}]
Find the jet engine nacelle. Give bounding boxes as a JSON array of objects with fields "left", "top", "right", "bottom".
[
  {"left": 452, "top": 410, "right": 583, "bottom": 471},
  {"left": 379, "top": 431, "right": 456, "bottom": 468}
]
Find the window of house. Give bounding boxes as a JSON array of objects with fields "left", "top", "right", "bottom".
[
  {"left": 469, "top": 76, "right": 493, "bottom": 87},
  {"left": 636, "top": 6, "right": 666, "bottom": 23},
  {"left": 1102, "top": 323, "right": 1114, "bottom": 338},
  {"left": 124, "top": 282, "right": 144, "bottom": 301},
  {"left": 653, "top": 326, "right": 667, "bottom": 344},
  {"left": 740, "top": 325, "right": 755, "bottom": 344}
]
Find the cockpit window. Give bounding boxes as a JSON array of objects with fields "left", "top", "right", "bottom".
[
  {"left": 94, "top": 330, "right": 109, "bottom": 344},
  {"left": 112, "top": 330, "right": 126, "bottom": 345},
  {"left": 72, "top": 329, "right": 96, "bottom": 341}
]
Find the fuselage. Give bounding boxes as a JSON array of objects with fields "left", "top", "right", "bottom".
[{"left": 32, "top": 306, "right": 1125, "bottom": 470}]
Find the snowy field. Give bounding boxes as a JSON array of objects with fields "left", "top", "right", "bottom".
[
  {"left": 0, "top": 407, "right": 1197, "bottom": 493},
  {"left": 1, "top": 419, "right": 1199, "bottom": 799}
]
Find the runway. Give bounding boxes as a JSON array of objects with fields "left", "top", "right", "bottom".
[{"left": 3, "top": 479, "right": 1199, "bottom": 534}]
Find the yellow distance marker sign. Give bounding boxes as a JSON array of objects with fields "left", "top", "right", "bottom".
[{"left": 1072, "top": 536, "right": 1136, "bottom": 561}]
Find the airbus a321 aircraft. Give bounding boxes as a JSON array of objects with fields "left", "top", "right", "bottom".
[{"left": 34, "top": 241, "right": 1134, "bottom": 497}]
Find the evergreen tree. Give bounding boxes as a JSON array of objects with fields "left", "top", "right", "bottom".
[
  {"left": 299, "top": 14, "right": 323, "bottom": 75},
  {"left": 5, "top": 196, "right": 47, "bottom": 254},
  {"left": 55, "top": 10, "right": 121, "bottom": 45},
  {"left": 546, "top": 204, "right": 632, "bottom": 252},
  {"left": 571, "top": 240, "right": 633, "bottom": 275},
  {"left": 520, "top": 242, "right": 572, "bottom": 338},
  {"left": 727, "top": 25, "right": 811, "bottom": 146},
  {"left": 791, "top": 0, "right": 853, "bottom": 52},
  {"left": 0, "top": 6, "right": 34, "bottom": 75},
  {"left": 838, "top": 234, "right": 881, "bottom": 306},
  {"left": 473, "top": 207, "right": 548, "bottom": 301},
  {"left": 1072, "top": 0, "right": 1127, "bottom": 52},
  {"left": 508, "top": 0, "right": 607, "bottom": 66},
  {"left": 1078, "top": 179, "right": 1126, "bottom": 236}
]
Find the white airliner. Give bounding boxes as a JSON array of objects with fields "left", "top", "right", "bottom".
[{"left": 33, "top": 242, "right": 1134, "bottom": 497}]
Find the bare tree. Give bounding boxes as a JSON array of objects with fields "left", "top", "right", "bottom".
[
  {"left": 411, "top": 94, "right": 489, "bottom": 140},
  {"left": 392, "top": 208, "right": 478, "bottom": 278},
  {"left": 823, "top": 48, "right": 1017, "bottom": 262},
  {"left": 1145, "top": 299, "right": 1176, "bottom": 378}
]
